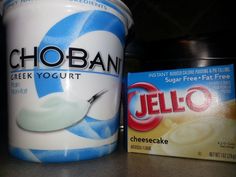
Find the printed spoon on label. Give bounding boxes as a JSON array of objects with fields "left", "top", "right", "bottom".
[{"left": 16, "top": 90, "right": 107, "bottom": 132}]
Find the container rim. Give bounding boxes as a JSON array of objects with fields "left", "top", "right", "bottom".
[{"left": 1, "top": 0, "right": 133, "bottom": 28}]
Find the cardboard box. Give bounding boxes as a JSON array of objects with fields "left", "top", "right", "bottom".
[{"left": 126, "top": 64, "right": 236, "bottom": 162}]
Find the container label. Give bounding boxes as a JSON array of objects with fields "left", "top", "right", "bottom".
[
  {"left": 127, "top": 64, "right": 236, "bottom": 162},
  {"left": 5, "top": 0, "right": 132, "bottom": 162}
]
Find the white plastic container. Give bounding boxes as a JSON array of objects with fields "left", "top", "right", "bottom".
[{"left": 3, "top": 0, "right": 133, "bottom": 163}]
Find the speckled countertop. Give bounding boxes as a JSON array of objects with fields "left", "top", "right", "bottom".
[{"left": 0, "top": 132, "right": 235, "bottom": 177}]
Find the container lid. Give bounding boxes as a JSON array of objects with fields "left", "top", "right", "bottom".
[
  {"left": 108, "top": 0, "right": 133, "bottom": 30},
  {"left": 1, "top": 0, "right": 134, "bottom": 34}
]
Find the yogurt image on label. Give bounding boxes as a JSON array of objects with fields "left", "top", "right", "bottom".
[{"left": 17, "top": 90, "right": 107, "bottom": 132}]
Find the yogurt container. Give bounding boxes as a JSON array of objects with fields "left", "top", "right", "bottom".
[{"left": 2, "top": 0, "right": 133, "bottom": 163}]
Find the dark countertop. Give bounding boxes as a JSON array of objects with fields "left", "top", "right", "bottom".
[{"left": 0, "top": 131, "right": 236, "bottom": 177}]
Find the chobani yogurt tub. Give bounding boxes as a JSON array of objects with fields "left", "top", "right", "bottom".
[{"left": 3, "top": 0, "right": 133, "bottom": 163}]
